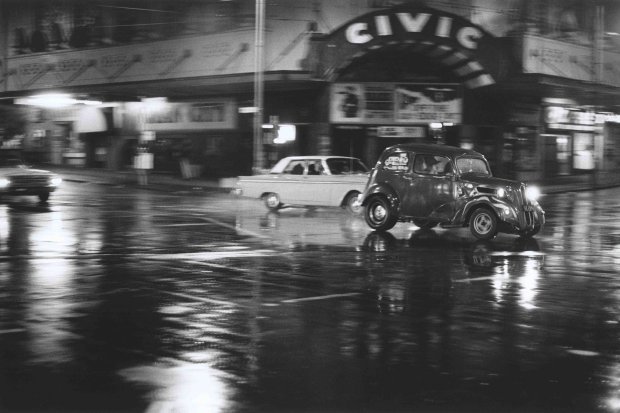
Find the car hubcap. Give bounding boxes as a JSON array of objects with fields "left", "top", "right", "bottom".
[
  {"left": 473, "top": 213, "right": 492, "bottom": 234},
  {"left": 372, "top": 204, "right": 386, "bottom": 221},
  {"left": 349, "top": 196, "right": 362, "bottom": 212}
]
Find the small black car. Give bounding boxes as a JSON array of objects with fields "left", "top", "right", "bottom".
[{"left": 360, "top": 143, "right": 545, "bottom": 240}]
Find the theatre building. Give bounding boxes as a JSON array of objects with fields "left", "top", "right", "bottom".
[{"left": 1, "top": 0, "right": 620, "bottom": 185}]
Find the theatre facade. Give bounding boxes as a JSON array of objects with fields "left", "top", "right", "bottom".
[{"left": 1, "top": 0, "right": 620, "bottom": 184}]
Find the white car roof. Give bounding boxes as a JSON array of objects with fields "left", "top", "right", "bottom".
[
  {"left": 278, "top": 156, "right": 358, "bottom": 161},
  {"left": 269, "top": 156, "right": 362, "bottom": 173}
]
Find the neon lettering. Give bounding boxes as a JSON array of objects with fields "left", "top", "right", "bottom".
[
  {"left": 457, "top": 26, "right": 483, "bottom": 49},
  {"left": 396, "top": 12, "right": 431, "bottom": 32},
  {"left": 375, "top": 15, "right": 392, "bottom": 36},
  {"left": 346, "top": 22, "right": 373, "bottom": 44}
]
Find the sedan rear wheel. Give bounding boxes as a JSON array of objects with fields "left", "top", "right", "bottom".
[
  {"left": 263, "top": 193, "right": 282, "bottom": 211},
  {"left": 469, "top": 207, "right": 498, "bottom": 240},
  {"left": 364, "top": 196, "right": 397, "bottom": 232}
]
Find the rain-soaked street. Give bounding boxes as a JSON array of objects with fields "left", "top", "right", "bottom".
[{"left": 0, "top": 181, "right": 619, "bottom": 413}]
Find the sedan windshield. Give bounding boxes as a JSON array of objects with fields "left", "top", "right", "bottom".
[
  {"left": 326, "top": 158, "right": 368, "bottom": 175},
  {"left": 456, "top": 157, "right": 490, "bottom": 176}
]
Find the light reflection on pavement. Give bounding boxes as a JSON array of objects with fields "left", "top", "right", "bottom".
[{"left": 0, "top": 183, "right": 619, "bottom": 412}]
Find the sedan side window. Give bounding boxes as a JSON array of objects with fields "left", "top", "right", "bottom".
[
  {"left": 307, "top": 161, "right": 323, "bottom": 175},
  {"left": 284, "top": 161, "right": 306, "bottom": 175}
]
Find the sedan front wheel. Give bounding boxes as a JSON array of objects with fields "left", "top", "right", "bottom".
[{"left": 263, "top": 193, "right": 282, "bottom": 211}]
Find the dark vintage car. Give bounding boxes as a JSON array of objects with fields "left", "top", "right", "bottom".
[
  {"left": 235, "top": 156, "right": 369, "bottom": 213},
  {"left": 360, "top": 143, "right": 545, "bottom": 239},
  {"left": 0, "top": 149, "right": 62, "bottom": 202}
]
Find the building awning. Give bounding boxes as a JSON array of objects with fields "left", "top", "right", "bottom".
[{"left": 75, "top": 106, "right": 107, "bottom": 133}]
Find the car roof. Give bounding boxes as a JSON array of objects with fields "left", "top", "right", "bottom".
[{"left": 382, "top": 143, "right": 484, "bottom": 158}]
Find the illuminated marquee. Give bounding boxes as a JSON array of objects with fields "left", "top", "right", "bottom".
[{"left": 344, "top": 12, "right": 483, "bottom": 50}]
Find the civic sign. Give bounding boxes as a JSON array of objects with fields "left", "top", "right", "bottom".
[{"left": 309, "top": 4, "right": 513, "bottom": 88}]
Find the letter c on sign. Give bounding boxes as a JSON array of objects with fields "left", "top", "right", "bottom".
[
  {"left": 457, "top": 27, "right": 483, "bottom": 49},
  {"left": 346, "top": 22, "right": 373, "bottom": 44}
]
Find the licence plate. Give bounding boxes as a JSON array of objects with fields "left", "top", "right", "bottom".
[{"left": 523, "top": 205, "right": 533, "bottom": 212}]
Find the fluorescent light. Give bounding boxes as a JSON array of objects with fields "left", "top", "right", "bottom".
[{"left": 15, "top": 93, "right": 103, "bottom": 108}]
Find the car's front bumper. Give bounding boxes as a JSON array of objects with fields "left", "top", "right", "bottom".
[
  {"left": 496, "top": 202, "right": 545, "bottom": 233},
  {"left": 0, "top": 186, "right": 57, "bottom": 196}
]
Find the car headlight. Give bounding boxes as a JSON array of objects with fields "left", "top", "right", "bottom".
[
  {"left": 496, "top": 188, "right": 506, "bottom": 198},
  {"left": 0, "top": 178, "right": 10, "bottom": 188},
  {"left": 50, "top": 177, "right": 63, "bottom": 186},
  {"left": 525, "top": 185, "right": 541, "bottom": 202}
]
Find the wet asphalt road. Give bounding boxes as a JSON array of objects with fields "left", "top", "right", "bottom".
[{"left": 0, "top": 182, "right": 619, "bottom": 413}]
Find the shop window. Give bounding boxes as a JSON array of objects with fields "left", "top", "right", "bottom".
[{"left": 572, "top": 132, "right": 594, "bottom": 171}]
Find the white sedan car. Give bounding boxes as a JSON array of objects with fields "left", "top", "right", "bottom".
[{"left": 235, "top": 156, "right": 370, "bottom": 213}]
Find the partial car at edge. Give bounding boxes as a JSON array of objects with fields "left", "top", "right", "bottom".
[{"left": 0, "top": 149, "right": 62, "bottom": 203}]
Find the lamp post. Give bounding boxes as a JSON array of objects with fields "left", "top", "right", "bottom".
[{"left": 253, "top": 0, "right": 266, "bottom": 173}]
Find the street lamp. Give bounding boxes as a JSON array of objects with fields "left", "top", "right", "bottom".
[{"left": 253, "top": 0, "right": 265, "bottom": 173}]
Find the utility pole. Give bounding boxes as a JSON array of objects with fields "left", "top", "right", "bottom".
[{"left": 253, "top": 0, "right": 266, "bottom": 173}]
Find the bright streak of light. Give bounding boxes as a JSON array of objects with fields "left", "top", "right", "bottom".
[
  {"left": 121, "top": 361, "right": 232, "bottom": 413},
  {"left": 30, "top": 212, "right": 77, "bottom": 256},
  {"left": 492, "top": 260, "right": 510, "bottom": 303},
  {"left": 518, "top": 259, "right": 540, "bottom": 310},
  {"left": 28, "top": 258, "right": 74, "bottom": 364}
]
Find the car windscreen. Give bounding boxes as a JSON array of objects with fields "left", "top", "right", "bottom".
[
  {"left": 456, "top": 157, "right": 490, "bottom": 176},
  {"left": 326, "top": 158, "right": 368, "bottom": 175}
]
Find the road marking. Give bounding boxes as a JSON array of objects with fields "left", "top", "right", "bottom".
[
  {"left": 143, "top": 249, "right": 274, "bottom": 261},
  {"left": 281, "top": 292, "right": 361, "bottom": 303},
  {"left": 162, "top": 291, "right": 238, "bottom": 307},
  {"left": 0, "top": 328, "right": 26, "bottom": 335},
  {"left": 453, "top": 276, "right": 496, "bottom": 283},
  {"left": 160, "top": 223, "right": 210, "bottom": 227}
]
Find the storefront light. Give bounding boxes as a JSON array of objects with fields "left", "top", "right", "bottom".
[
  {"left": 263, "top": 124, "right": 296, "bottom": 144},
  {"left": 15, "top": 93, "right": 102, "bottom": 108},
  {"left": 141, "top": 97, "right": 168, "bottom": 113}
]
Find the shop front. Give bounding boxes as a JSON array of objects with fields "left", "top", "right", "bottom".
[
  {"left": 307, "top": 3, "right": 517, "bottom": 167},
  {"left": 136, "top": 98, "right": 247, "bottom": 178}
]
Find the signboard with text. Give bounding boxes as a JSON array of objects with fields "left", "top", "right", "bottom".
[
  {"left": 331, "top": 82, "right": 462, "bottom": 124},
  {"left": 143, "top": 100, "right": 237, "bottom": 131}
]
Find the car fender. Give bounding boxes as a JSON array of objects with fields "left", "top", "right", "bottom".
[
  {"left": 454, "top": 196, "right": 512, "bottom": 226},
  {"left": 360, "top": 183, "right": 400, "bottom": 211}
]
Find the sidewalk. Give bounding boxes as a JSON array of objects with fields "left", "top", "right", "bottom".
[
  {"left": 45, "top": 165, "right": 238, "bottom": 193},
  {"left": 44, "top": 165, "right": 619, "bottom": 195}
]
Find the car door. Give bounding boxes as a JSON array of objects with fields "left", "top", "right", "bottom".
[
  {"left": 280, "top": 159, "right": 307, "bottom": 203},
  {"left": 401, "top": 153, "right": 456, "bottom": 219},
  {"left": 380, "top": 150, "right": 414, "bottom": 209}
]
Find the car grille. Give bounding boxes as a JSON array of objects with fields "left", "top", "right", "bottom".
[
  {"left": 9, "top": 175, "right": 49, "bottom": 187},
  {"left": 517, "top": 184, "right": 535, "bottom": 229}
]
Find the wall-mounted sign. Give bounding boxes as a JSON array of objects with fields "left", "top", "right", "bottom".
[
  {"left": 143, "top": 99, "right": 237, "bottom": 131},
  {"left": 523, "top": 35, "right": 620, "bottom": 88},
  {"left": 330, "top": 82, "right": 462, "bottom": 125},
  {"left": 376, "top": 126, "right": 426, "bottom": 138},
  {"left": 395, "top": 84, "right": 461, "bottom": 123}
]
